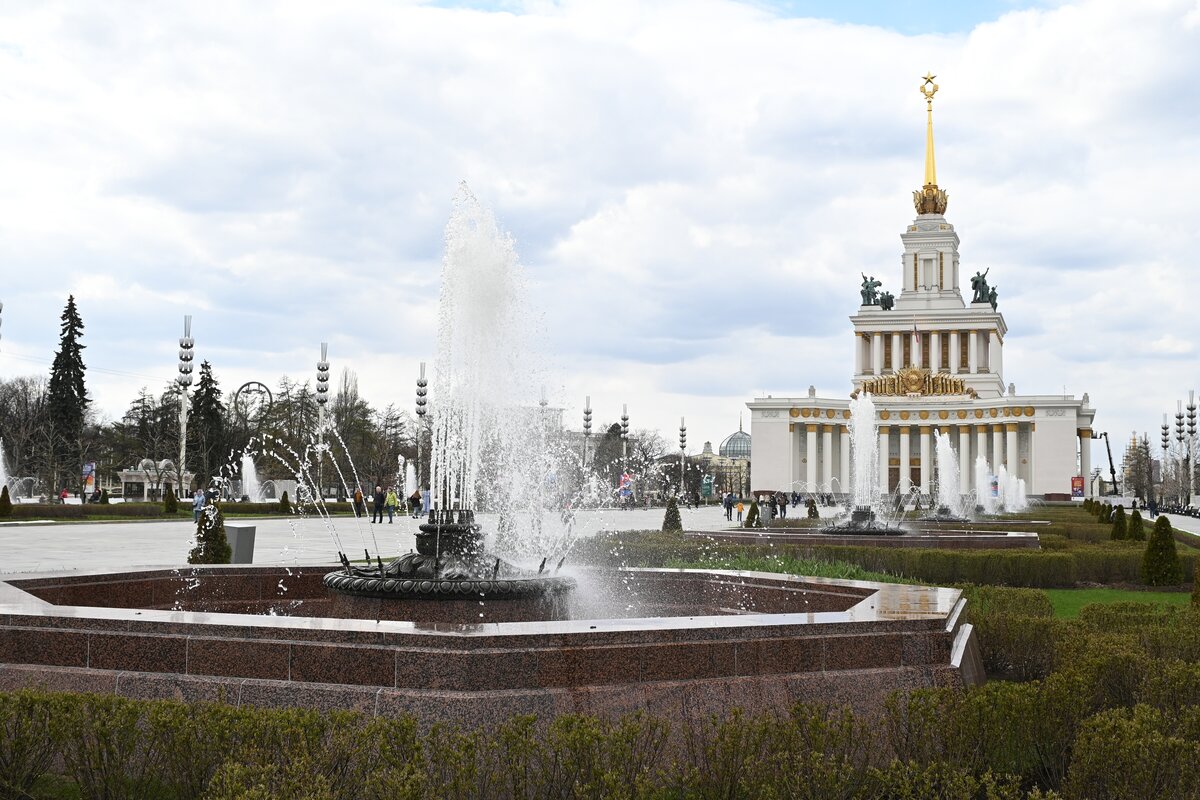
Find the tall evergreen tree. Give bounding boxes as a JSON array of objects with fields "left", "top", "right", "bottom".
[
  {"left": 188, "top": 361, "right": 227, "bottom": 487},
  {"left": 46, "top": 296, "right": 89, "bottom": 490}
]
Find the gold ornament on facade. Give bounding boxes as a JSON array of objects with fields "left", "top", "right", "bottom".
[
  {"left": 919, "top": 410, "right": 930, "bottom": 420},
  {"left": 989, "top": 408, "right": 998, "bottom": 418},
  {"left": 851, "top": 366, "right": 978, "bottom": 399},
  {"left": 843, "top": 410, "right": 851, "bottom": 419},
  {"left": 880, "top": 410, "right": 891, "bottom": 420},
  {"left": 800, "top": 408, "right": 811, "bottom": 418},
  {"left": 1024, "top": 406, "right": 1035, "bottom": 416},
  {"left": 957, "top": 410, "right": 967, "bottom": 419},
  {"left": 974, "top": 409, "right": 984, "bottom": 418},
  {"left": 826, "top": 409, "right": 836, "bottom": 418},
  {"left": 938, "top": 410, "right": 949, "bottom": 420},
  {"left": 900, "top": 411, "right": 910, "bottom": 420},
  {"left": 789, "top": 408, "right": 800, "bottom": 418}
]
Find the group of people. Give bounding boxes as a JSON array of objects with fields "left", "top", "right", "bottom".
[{"left": 352, "top": 486, "right": 424, "bottom": 523}]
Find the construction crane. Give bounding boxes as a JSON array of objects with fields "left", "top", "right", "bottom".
[{"left": 1099, "top": 431, "right": 1119, "bottom": 496}]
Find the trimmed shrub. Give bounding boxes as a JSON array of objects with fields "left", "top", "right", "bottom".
[
  {"left": 279, "top": 490, "right": 291, "bottom": 514},
  {"left": 0, "top": 485, "right": 10, "bottom": 517},
  {"left": 164, "top": 485, "right": 178, "bottom": 514},
  {"left": 1126, "top": 509, "right": 1145, "bottom": 541},
  {"left": 661, "top": 496, "right": 682, "bottom": 532},
  {"left": 807, "top": 498, "right": 819, "bottom": 519},
  {"left": 1142, "top": 516, "right": 1183, "bottom": 586},
  {"left": 1108, "top": 505, "right": 1126, "bottom": 540},
  {"left": 98, "top": 488, "right": 109, "bottom": 504},
  {"left": 0, "top": 688, "right": 66, "bottom": 799},
  {"left": 1064, "top": 705, "right": 1200, "bottom": 799},
  {"left": 188, "top": 502, "right": 232, "bottom": 564},
  {"left": 745, "top": 499, "right": 761, "bottom": 528}
]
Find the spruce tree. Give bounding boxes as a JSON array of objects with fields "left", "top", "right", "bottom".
[
  {"left": 279, "top": 490, "right": 291, "bottom": 514},
  {"left": 1142, "top": 516, "right": 1183, "bottom": 586},
  {"left": 188, "top": 361, "right": 226, "bottom": 487},
  {"left": 46, "top": 296, "right": 89, "bottom": 489},
  {"left": 188, "top": 501, "right": 232, "bottom": 564},
  {"left": 0, "top": 485, "right": 11, "bottom": 517},
  {"left": 1110, "top": 505, "right": 1127, "bottom": 540},
  {"left": 163, "top": 486, "right": 178, "bottom": 514},
  {"left": 1127, "top": 509, "right": 1146, "bottom": 542},
  {"left": 662, "top": 496, "right": 682, "bottom": 532}
]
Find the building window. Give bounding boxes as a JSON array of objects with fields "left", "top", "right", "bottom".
[
  {"left": 941, "top": 336, "right": 949, "bottom": 371},
  {"left": 921, "top": 333, "right": 930, "bottom": 369},
  {"left": 959, "top": 333, "right": 969, "bottom": 372},
  {"left": 884, "top": 336, "right": 893, "bottom": 371}
]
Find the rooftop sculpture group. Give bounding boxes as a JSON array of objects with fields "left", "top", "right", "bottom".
[
  {"left": 860, "top": 273, "right": 894, "bottom": 310},
  {"left": 970, "top": 269, "right": 998, "bottom": 310}
]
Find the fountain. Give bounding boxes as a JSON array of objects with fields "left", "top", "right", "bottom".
[
  {"left": 974, "top": 456, "right": 998, "bottom": 515},
  {"left": 240, "top": 453, "right": 262, "bottom": 502},
  {"left": 0, "top": 439, "right": 9, "bottom": 498},
  {"left": 922, "top": 429, "right": 970, "bottom": 522},
  {"left": 324, "top": 185, "right": 576, "bottom": 601},
  {"left": 819, "top": 393, "right": 902, "bottom": 534}
]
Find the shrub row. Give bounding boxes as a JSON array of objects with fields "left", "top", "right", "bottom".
[{"left": 1, "top": 501, "right": 360, "bottom": 520}]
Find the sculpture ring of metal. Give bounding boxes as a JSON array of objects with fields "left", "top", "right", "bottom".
[{"left": 233, "top": 381, "right": 274, "bottom": 427}]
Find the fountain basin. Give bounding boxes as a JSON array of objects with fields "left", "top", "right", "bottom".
[{"left": 0, "top": 565, "right": 981, "bottom": 727}]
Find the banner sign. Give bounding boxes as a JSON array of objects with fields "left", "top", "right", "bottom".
[
  {"left": 1071, "top": 476, "right": 1084, "bottom": 497},
  {"left": 82, "top": 462, "right": 96, "bottom": 494}
]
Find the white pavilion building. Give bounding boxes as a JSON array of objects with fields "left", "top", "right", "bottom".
[{"left": 748, "top": 76, "right": 1097, "bottom": 501}]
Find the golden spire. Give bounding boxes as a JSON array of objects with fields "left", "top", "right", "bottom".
[
  {"left": 922, "top": 72, "right": 938, "bottom": 186},
  {"left": 913, "top": 73, "right": 949, "bottom": 215}
]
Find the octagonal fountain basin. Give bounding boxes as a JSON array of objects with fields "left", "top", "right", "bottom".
[{"left": 0, "top": 566, "right": 983, "bottom": 730}]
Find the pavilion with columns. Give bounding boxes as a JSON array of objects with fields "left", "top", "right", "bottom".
[{"left": 748, "top": 76, "right": 1096, "bottom": 500}]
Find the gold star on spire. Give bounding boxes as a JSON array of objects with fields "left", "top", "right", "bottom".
[{"left": 913, "top": 73, "right": 948, "bottom": 214}]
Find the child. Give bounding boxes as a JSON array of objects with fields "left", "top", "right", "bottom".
[{"left": 736, "top": 500, "right": 744, "bottom": 524}]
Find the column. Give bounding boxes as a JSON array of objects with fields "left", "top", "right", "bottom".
[
  {"left": 806, "top": 424, "right": 818, "bottom": 490},
  {"left": 911, "top": 332, "right": 921, "bottom": 368},
  {"left": 899, "top": 426, "right": 911, "bottom": 494},
  {"left": 976, "top": 424, "right": 989, "bottom": 471},
  {"left": 989, "top": 332, "right": 1001, "bottom": 377},
  {"left": 1006, "top": 423, "right": 1019, "bottom": 474},
  {"left": 854, "top": 334, "right": 863, "bottom": 375},
  {"left": 871, "top": 333, "right": 883, "bottom": 376},
  {"left": 919, "top": 427, "right": 931, "bottom": 495},
  {"left": 958, "top": 425, "right": 972, "bottom": 494},
  {"left": 930, "top": 331, "right": 941, "bottom": 373},
  {"left": 1079, "top": 428, "right": 1092, "bottom": 497},
  {"left": 891, "top": 332, "right": 902, "bottom": 371},
  {"left": 992, "top": 424, "right": 1005, "bottom": 475},
  {"left": 968, "top": 331, "right": 979, "bottom": 374},
  {"left": 821, "top": 425, "right": 834, "bottom": 491},
  {"left": 878, "top": 426, "right": 890, "bottom": 497},
  {"left": 839, "top": 424, "right": 851, "bottom": 495},
  {"left": 949, "top": 331, "right": 960, "bottom": 374}
]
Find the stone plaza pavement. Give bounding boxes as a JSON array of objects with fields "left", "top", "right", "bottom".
[{"left": 0, "top": 504, "right": 740, "bottom": 574}]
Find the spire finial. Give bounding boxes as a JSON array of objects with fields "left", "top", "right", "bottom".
[{"left": 913, "top": 73, "right": 949, "bottom": 215}]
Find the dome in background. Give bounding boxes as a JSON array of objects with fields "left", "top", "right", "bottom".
[{"left": 719, "top": 428, "right": 751, "bottom": 459}]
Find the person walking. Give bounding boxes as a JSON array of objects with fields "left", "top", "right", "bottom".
[
  {"left": 192, "top": 489, "right": 205, "bottom": 522},
  {"left": 736, "top": 499, "right": 744, "bottom": 524},
  {"left": 371, "top": 485, "right": 385, "bottom": 524},
  {"left": 384, "top": 486, "right": 398, "bottom": 523},
  {"left": 779, "top": 492, "right": 789, "bottom": 519},
  {"left": 353, "top": 487, "right": 364, "bottom": 518}
]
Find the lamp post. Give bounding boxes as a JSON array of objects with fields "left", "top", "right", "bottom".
[
  {"left": 315, "top": 343, "right": 330, "bottom": 433},
  {"left": 1188, "top": 391, "right": 1197, "bottom": 504},
  {"left": 582, "top": 396, "right": 593, "bottom": 467},
  {"left": 678, "top": 417, "right": 687, "bottom": 500},
  {"left": 1162, "top": 414, "right": 1171, "bottom": 507},
  {"left": 1176, "top": 402, "right": 1187, "bottom": 506},
  {"left": 415, "top": 362, "right": 428, "bottom": 505},
  {"left": 620, "top": 404, "right": 630, "bottom": 472},
  {"left": 176, "top": 316, "right": 194, "bottom": 498}
]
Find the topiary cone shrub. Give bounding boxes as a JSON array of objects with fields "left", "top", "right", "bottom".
[
  {"left": 188, "top": 501, "right": 232, "bottom": 564},
  {"left": 98, "top": 488, "right": 109, "bottom": 504},
  {"left": 1142, "top": 515, "right": 1183, "bottom": 586},
  {"left": 661, "top": 496, "right": 682, "bottom": 532},
  {"left": 0, "top": 486, "right": 11, "bottom": 517},
  {"left": 745, "top": 499, "right": 761, "bottom": 528},
  {"left": 163, "top": 486, "right": 178, "bottom": 514},
  {"left": 279, "top": 490, "right": 291, "bottom": 514},
  {"left": 807, "top": 498, "right": 819, "bottom": 519},
  {"left": 1127, "top": 509, "right": 1146, "bottom": 542},
  {"left": 1110, "top": 505, "right": 1127, "bottom": 540}
]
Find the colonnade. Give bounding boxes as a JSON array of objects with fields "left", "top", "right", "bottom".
[
  {"left": 797, "top": 423, "right": 852, "bottom": 493},
  {"left": 854, "top": 329, "right": 1001, "bottom": 377},
  {"left": 871, "top": 422, "right": 1029, "bottom": 496}
]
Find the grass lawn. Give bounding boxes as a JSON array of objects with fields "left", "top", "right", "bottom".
[{"left": 1045, "top": 587, "right": 1193, "bottom": 618}]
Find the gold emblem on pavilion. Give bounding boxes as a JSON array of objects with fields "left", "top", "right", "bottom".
[{"left": 851, "top": 366, "right": 978, "bottom": 399}]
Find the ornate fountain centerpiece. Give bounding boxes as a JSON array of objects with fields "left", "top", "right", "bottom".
[{"left": 324, "top": 185, "right": 576, "bottom": 602}]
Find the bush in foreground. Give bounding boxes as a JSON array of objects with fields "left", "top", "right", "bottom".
[
  {"left": 0, "top": 485, "right": 11, "bottom": 517},
  {"left": 279, "top": 490, "right": 291, "bottom": 514},
  {"left": 661, "top": 496, "right": 682, "bottom": 532},
  {"left": 1109, "top": 505, "right": 1126, "bottom": 540},
  {"left": 188, "top": 501, "right": 231, "bottom": 564},
  {"left": 163, "top": 485, "right": 178, "bottom": 514},
  {"left": 1142, "top": 516, "right": 1183, "bottom": 586},
  {"left": 1126, "top": 509, "right": 1145, "bottom": 542}
]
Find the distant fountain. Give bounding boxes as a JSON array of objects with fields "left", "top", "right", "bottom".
[
  {"left": 924, "top": 430, "right": 969, "bottom": 521},
  {"left": 240, "top": 453, "right": 262, "bottom": 502},
  {"left": 0, "top": 440, "right": 9, "bottom": 497},
  {"left": 974, "top": 456, "right": 997, "bottom": 515},
  {"left": 995, "top": 465, "right": 1028, "bottom": 513},
  {"left": 819, "top": 392, "right": 901, "bottom": 534}
]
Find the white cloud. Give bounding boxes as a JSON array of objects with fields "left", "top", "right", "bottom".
[{"left": 0, "top": 0, "right": 1197, "bottom": 457}]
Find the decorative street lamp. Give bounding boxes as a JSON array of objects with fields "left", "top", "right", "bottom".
[
  {"left": 176, "top": 316, "right": 195, "bottom": 497},
  {"left": 620, "top": 404, "right": 630, "bottom": 472},
  {"left": 315, "top": 342, "right": 330, "bottom": 433},
  {"left": 678, "top": 417, "right": 687, "bottom": 499},
  {"left": 1188, "top": 391, "right": 1197, "bottom": 503},
  {"left": 415, "top": 362, "right": 428, "bottom": 501},
  {"left": 1176, "top": 402, "right": 1187, "bottom": 506},
  {"left": 582, "top": 396, "right": 593, "bottom": 467},
  {"left": 1162, "top": 413, "right": 1171, "bottom": 505}
]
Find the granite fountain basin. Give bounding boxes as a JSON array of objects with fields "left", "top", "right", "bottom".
[{"left": 0, "top": 566, "right": 983, "bottom": 729}]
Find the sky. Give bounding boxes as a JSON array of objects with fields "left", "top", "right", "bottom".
[{"left": 0, "top": 0, "right": 1198, "bottom": 462}]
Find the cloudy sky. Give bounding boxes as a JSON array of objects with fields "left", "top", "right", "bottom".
[{"left": 0, "top": 0, "right": 1197, "bottom": 460}]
